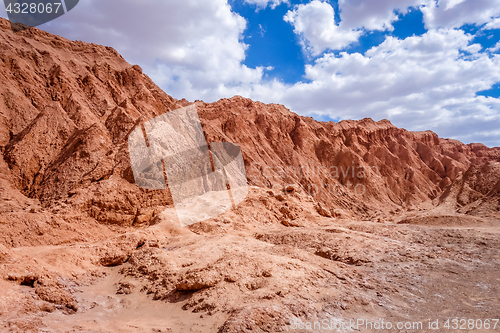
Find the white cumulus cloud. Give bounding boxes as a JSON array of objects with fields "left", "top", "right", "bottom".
[
  {"left": 484, "top": 17, "right": 500, "bottom": 30},
  {"left": 421, "top": 0, "right": 500, "bottom": 29},
  {"left": 242, "top": 0, "right": 289, "bottom": 10},
  {"left": 284, "top": 0, "right": 361, "bottom": 56},
  {"left": 338, "top": 0, "right": 425, "bottom": 31},
  {"left": 488, "top": 41, "right": 500, "bottom": 53},
  {"left": 18, "top": 0, "right": 267, "bottom": 102},
  {"left": 274, "top": 29, "right": 500, "bottom": 146}
]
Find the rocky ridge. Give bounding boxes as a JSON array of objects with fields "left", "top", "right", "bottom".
[
  {"left": 1, "top": 17, "right": 499, "bottom": 240},
  {"left": 1, "top": 18, "right": 500, "bottom": 333}
]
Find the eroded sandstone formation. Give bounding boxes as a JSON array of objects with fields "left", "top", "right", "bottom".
[{"left": 1, "top": 18, "right": 499, "bottom": 241}]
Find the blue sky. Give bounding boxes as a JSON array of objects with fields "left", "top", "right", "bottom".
[
  {"left": 232, "top": 1, "right": 432, "bottom": 83},
  {"left": 1, "top": 0, "right": 500, "bottom": 146}
]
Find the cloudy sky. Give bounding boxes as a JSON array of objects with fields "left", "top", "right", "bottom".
[{"left": 2, "top": 0, "right": 500, "bottom": 146}]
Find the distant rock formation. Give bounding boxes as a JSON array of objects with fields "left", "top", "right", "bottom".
[{"left": 0, "top": 17, "right": 499, "bottom": 242}]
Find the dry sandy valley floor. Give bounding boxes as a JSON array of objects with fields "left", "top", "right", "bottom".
[{"left": 1, "top": 188, "right": 499, "bottom": 333}]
